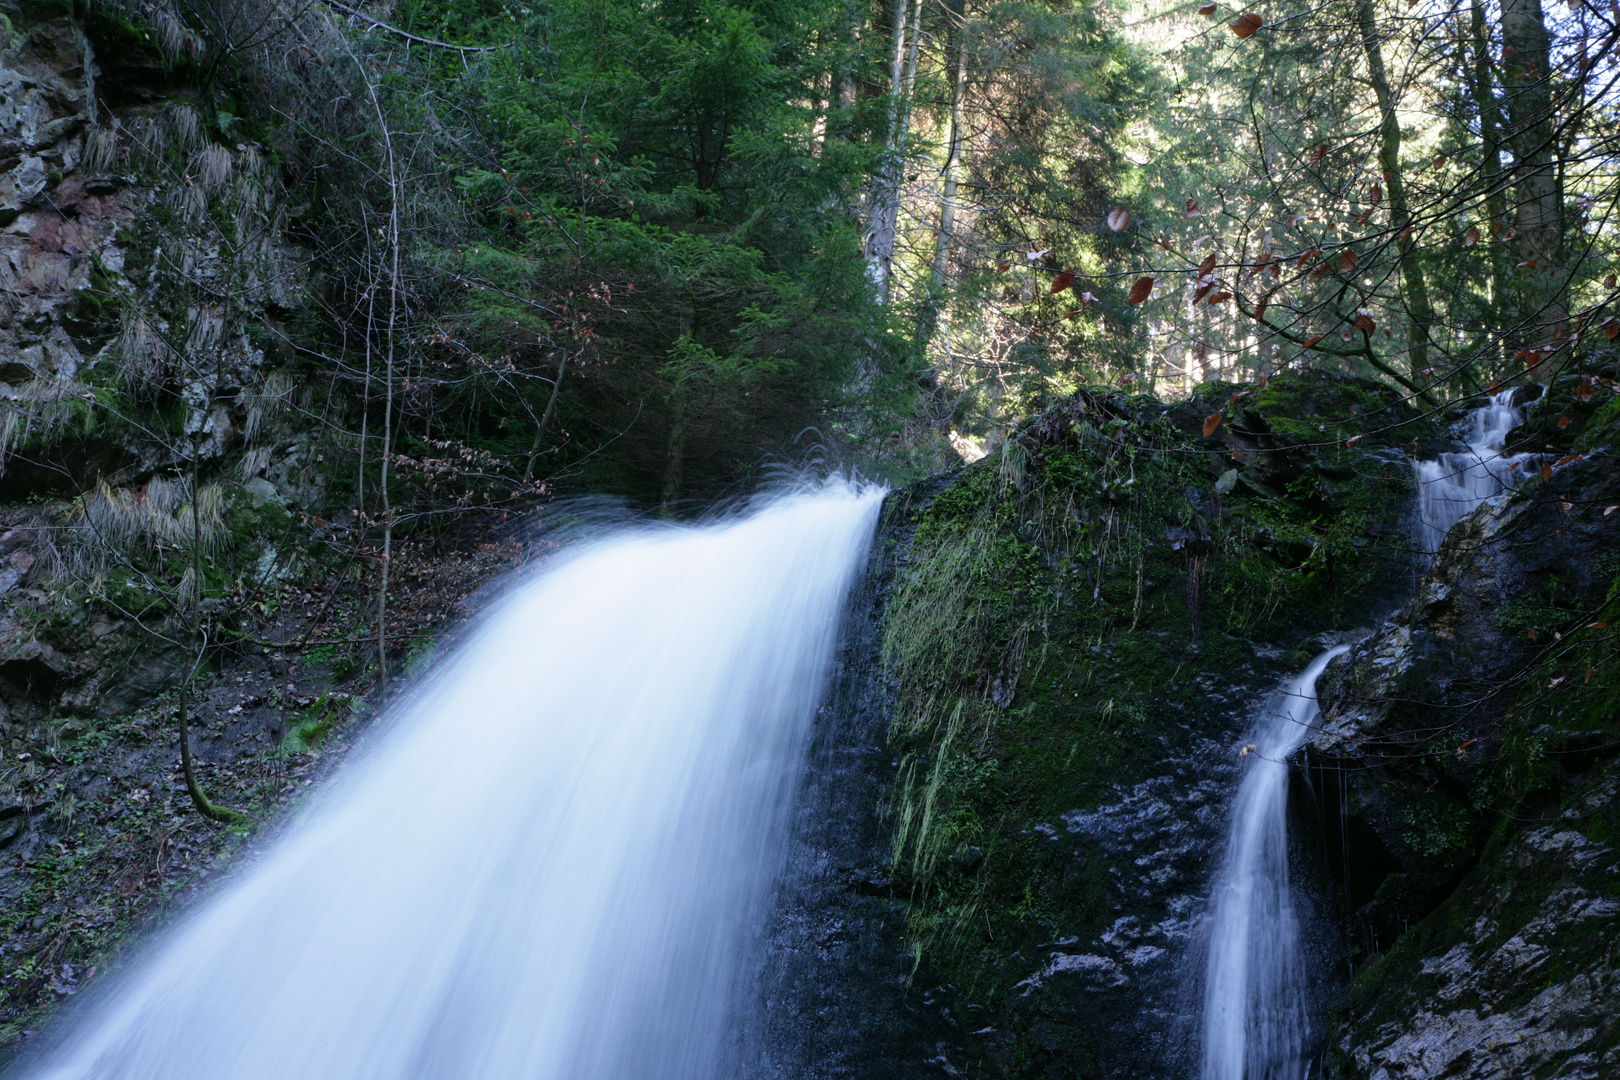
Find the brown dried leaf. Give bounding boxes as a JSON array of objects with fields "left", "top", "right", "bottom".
[
  {"left": 1207, "top": 290, "right": 1233, "bottom": 305},
  {"left": 1107, "top": 206, "right": 1131, "bottom": 233},
  {"left": 1339, "top": 249, "right": 1358, "bottom": 272},
  {"left": 1198, "top": 1, "right": 1218, "bottom": 13},
  {"left": 1540, "top": 463, "right": 1553, "bottom": 481},
  {"left": 1198, "top": 251, "right": 1218, "bottom": 280},
  {"left": 1354, "top": 313, "right": 1376, "bottom": 334},
  {"left": 1463, "top": 225, "right": 1480, "bottom": 247},
  {"left": 1128, "top": 276, "right": 1155, "bottom": 304},
  {"left": 1301, "top": 334, "right": 1324, "bottom": 348},
  {"left": 1558, "top": 415, "right": 1571, "bottom": 428},
  {"left": 1230, "top": 12, "right": 1263, "bottom": 36},
  {"left": 1051, "top": 270, "right": 1076, "bottom": 293},
  {"left": 1346, "top": 435, "right": 1362, "bottom": 448},
  {"left": 1203, "top": 413, "right": 1222, "bottom": 437}
]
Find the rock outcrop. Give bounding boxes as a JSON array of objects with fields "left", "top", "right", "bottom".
[{"left": 1309, "top": 445, "right": 1620, "bottom": 1079}]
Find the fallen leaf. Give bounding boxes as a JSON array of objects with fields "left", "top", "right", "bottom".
[
  {"left": 1577, "top": 380, "right": 1596, "bottom": 402},
  {"left": 1128, "top": 276, "right": 1155, "bottom": 304},
  {"left": 1203, "top": 412, "right": 1222, "bottom": 437},
  {"left": 1558, "top": 414, "right": 1571, "bottom": 428},
  {"left": 1107, "top": 206, "right": 1131, "bottom": 232}
]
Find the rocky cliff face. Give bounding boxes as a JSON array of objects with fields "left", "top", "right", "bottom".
[{"left": 1309, "top": 444, "right": 1620, "bottom": 1080}]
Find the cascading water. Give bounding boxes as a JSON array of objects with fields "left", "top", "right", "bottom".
[
  {"left": 1413, "top": 388, "right": 1538, "bottom": 552},
  {"left": 1199, "top": 391, "right": 1542, "bottom": 1078},
  {"left": 1199, "top": 645, "right": 1349, "bottom": 1080},
  {"left": 19, "top": 480, "right": 884, "bottom": 1080}
]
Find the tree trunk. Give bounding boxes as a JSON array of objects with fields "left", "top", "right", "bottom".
[
  {"left": 1356, "top": 0, "right": 1437, "bottom": 383},
  {"left": 1498, "top": 0, "right": 1565, "bottom": 341},
  {"left": 864, "top": 0, "right": 921, "bottom": 304},
  {"left": 1468, "top": 0, "right": 1510, "bottom": 339},
  {"left": 919, "top": 0, "right": 968, "bottom": 350}
]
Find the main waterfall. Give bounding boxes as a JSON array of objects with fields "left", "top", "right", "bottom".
[{"left": 20, "top": 480, "right": 884, "bottom": 1080}]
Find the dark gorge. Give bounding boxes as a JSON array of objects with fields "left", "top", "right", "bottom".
[{"left": 1, "top": 0, "right": 1618, "bottom": 1077}]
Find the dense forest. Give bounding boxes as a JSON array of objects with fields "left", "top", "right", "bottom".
[{"left": 0, "top": 0, "right": 1618, "bottom": 1072}]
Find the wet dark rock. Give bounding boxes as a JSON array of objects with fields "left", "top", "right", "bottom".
[{"left": 1307, "top": 449, "right": 1620, "bottom": 1079}]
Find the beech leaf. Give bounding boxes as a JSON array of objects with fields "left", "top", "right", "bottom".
[
  {"left": 996, "top": 260, "right": 1011, "bottom": 272},
  {"left": 1345, "top": 435, "right": 1362, "bottom": 448},
  {"left": 1302, "top": 334, "right": 1324, "bottom": 348},
  {"left": 1558, "top": 415, "right": 1571, "bottom": 428},
  {"left": 1354, "top": 313, "right": 1376, "bottom": 334},
  {"left": 1051, "top": 270, "right": 1076, "bottom": 293},
  {"left": 1463, "top": 226, "right": 1480, "bottom": 247},
  {"left": 1185, "top": 198, "right": 1202, "bottom": 218},
  {"left": 1207, "top": 290, "right": 1233, "bottom": 305},
  {"left": 1128, "top": 276, "right": 1155, "bottom": 304},
  {"left": 1198, "top": 1, "right": 1218, "bottom": 12},
  {"left": 1106, "top": 206, "right": 1131, "bottom": 232},
  {"left": 1203, "top": 412, "right": 1223, "bottom": 437},
  {"left": 1339, "top": 249, "right": 1358, "bottom": 272},
  {"left": 1230, "top": 12, "right": 1263, "bottom": 37},
  {"left": 1540, "top": 463, "right": 1553, "bottom": 481},
  {"left": 1254, "top": 297, "right": 1269, "bottom": 322}
]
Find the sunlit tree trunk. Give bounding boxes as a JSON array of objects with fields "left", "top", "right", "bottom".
[{"left": 864, "top": 0, "right": 922, "bottom": 304}]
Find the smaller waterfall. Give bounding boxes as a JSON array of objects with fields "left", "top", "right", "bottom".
[
  {"left": 1200, "top": 645, "right": 1349, "bottom": 1080},
  {"left": 1414, "top": 388, "right": 1538, "bottom": 552}
]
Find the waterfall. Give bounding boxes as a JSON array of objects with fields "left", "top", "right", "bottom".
[
  {"left": 21, "top": 480, "right": 884, "bottom": 1080},
  {"left": 1413, "top": 388, "right": 1538, "bottom": 552},
  {"left": 1199, "top": 645, "right": 1348, "bottom": 1080}
]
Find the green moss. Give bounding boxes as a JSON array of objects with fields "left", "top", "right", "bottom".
[{"left": 883, "top": 376, "right": 1418, "bottom": 1057}]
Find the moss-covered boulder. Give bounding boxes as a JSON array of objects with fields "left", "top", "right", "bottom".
[{"left": 879, "top": 372, "right": 1421, "bottom": 1077}]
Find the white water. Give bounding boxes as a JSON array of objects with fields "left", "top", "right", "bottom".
[
  {"left": 1200, "top": 645, "right": 1348, "bottom": 1080},
  {"left": 1414, "top": 388, "right": 1537, "bottom": 553},
  {"left": 24, "top": 480, "right": 884, "bottom": 1080}
]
